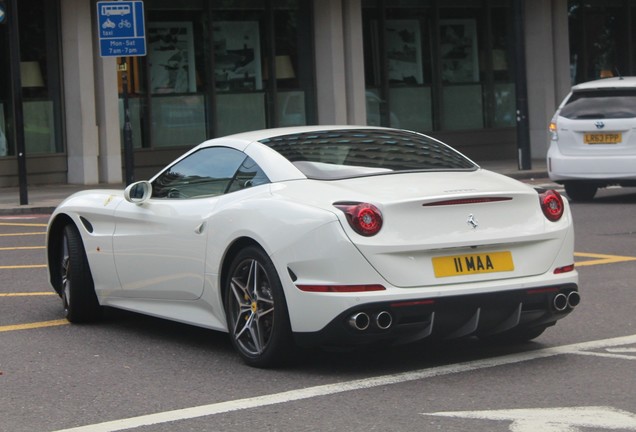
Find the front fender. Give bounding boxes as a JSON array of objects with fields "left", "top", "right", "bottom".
[{"left": 46, "top": 190, "right": 124, "bottom": 296}]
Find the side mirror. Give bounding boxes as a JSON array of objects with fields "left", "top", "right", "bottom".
[{"left": 124, "top": 181, "right": 152, "bottom": 204}]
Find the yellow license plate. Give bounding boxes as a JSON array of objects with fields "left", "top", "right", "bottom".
[
  {"left": 432, "top": 251, "right": 514, "bottom": 278},
  {"left": 584, "top": 132, "right": 621, "bottom": 144}
]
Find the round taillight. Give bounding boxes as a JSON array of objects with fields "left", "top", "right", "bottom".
[
  {"left": 540, "top": 189, "right": 564, "bottom": 221},
  {"left": 334, "top": 202, "right": 383, "bottom": 236}
]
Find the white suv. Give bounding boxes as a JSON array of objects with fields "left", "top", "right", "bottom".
[{"left": 547, "top": 76, "right": 636, "bottom": 201}]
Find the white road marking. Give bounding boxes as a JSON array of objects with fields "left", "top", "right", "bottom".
[
  {"left": 573, "top": 351, "right": 636, "bottom": 361},
  {"left": 569, "top": 345, "right": 636, "bottom": 361},
  {"left": 425, "top": 406, "right": 636, "bottom": 431},
  {"left": 52, "top": 334, "right": 636, "bottom": 432},
  {"left": 607, "top": 347, "right": 636, "bottom": 353}
]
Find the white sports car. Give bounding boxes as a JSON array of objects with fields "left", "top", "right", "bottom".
[{"left": 46, "top": 126, "right": 579, "bottom": 367}]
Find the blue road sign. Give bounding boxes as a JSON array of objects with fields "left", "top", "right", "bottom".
[{"left": 97, "top": 1, "right": 146, "bottom": 57}]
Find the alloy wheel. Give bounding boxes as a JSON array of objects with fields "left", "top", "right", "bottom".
[
  {"left": 228, "top": 258, "right": 275, "bottom": 356},
  {"left": 61, "top": 233, "right": 71, "bottom": 310}
]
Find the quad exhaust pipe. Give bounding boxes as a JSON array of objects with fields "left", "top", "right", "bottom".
[
  {"left": 553, "top": 293, "right": 568, "bottom": 311},
  {"left": 375, "top": 311, "right": 393, "bottom": 330},
  {"left": 553, "top": 291, "right": 580, "bottom": 312},
  {"left": 567, "top": 291, "right": 581, "bottom": 308},
  {"left": 348, "top": 311, "right": 393, "bottom": 331},
  {"left": 349, "top": 312, "right": 370, "bottom": 331}
]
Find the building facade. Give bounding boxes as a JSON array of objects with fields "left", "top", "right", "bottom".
[{"left": 0, "top": 0, "right": 625, "bottom": 187}]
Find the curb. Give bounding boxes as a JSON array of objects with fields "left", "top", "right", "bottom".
[{"left": 0, "top": 206, "right": 57, "bottom": 216}]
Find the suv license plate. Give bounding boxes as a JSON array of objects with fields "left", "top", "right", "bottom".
[
  {"left": 432, "top": 251, "right": 514, "bottom": 278},
  {"left": 584, "top": 133, "right": 621, "bottom": 144}
]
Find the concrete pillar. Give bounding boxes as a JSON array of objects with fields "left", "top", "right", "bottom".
[
  {"left": 552, "top": 0, "right": 572, "bottom": 103},
  {"left": 94, "top": 57, "right": 123, "bottom": 184},
  {"left": 313, "top": 0, "right": 348, "bottom": 124},
  {"left": 524, "top": 0, "right": 570, "bottom": 160},
  {"left": 61, "top": 0, "right": 99, "bottom": 184},
  {"left": 342, "top": 0, "right": 367, "bottom": 125}
]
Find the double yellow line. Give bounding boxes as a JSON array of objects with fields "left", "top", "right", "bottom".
[
  {"left": 0, "top": 221, "right": 46, "bottom": 241},
  {"left": 0, "top": 222, "right": 47, "bottom": 227},
  {"left": 0, "top": 292, "right": 66, "bottom": 332},
  {"left": 0, "top": 319, "right": 68, "bottom": 333},
  {"left": 0, "top": 245, "right": 47, "bottom": 269},
  {"left": 0, "top": 246, "right": 46, "bottom": 270},
  {"left": 0, "top": 222, "right": 47, "bottom": 240},
  {"left": 0, "top": 225, "right": 59, "bottom": 332}
]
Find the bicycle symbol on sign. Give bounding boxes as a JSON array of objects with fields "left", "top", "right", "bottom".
[{"left": 118, "top": 19, "right": 132, "bottom": 28}]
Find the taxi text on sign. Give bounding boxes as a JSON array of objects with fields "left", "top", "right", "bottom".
[{"left": 97, "top": 1, "right": 146, "bottom": 57}]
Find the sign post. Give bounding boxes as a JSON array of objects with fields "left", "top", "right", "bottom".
[
  {"left": 5, "top": 0, "right": 29, "bottom": 205},
  {"left": 97, "top": 1, "right": 146, "bottom": 185}
]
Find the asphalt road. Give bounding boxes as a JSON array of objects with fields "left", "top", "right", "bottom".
[{"left": 1, "top": 183, "right": 635, "bottom": 432}]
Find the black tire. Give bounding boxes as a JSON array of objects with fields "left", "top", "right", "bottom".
[
  {"left": 564, "top": 182, "right": 597, "bottom": 202},
  {"left": 480, "top": 325, "right": 548, "bottom": 344},
  {"left": 59, "top": 224, "right": 102, "bottom": 323},
  {"left": 224, "top": 246, "right": 295, "bottom": 368}
]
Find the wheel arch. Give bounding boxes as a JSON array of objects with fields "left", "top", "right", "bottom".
[
  {"left": 219, "top": 236, "right": 296, "bottom": 367},
  {"left": 219, "top": 237, "right": 266, "bottom": 308}
]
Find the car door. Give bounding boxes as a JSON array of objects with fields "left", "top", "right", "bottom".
[{"left": 111, "top": 146, "right": 248, "bottom": 300}]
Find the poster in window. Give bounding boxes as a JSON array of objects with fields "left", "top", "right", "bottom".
[
  {"left": 148, "top": 22, "right": 197, "bottom": 94},
  {"left": 386, "top": 20, "right": 423, "bottom": 85},
  {"left": 213, "top": 21, "right": 262, "bottom": 91},
  {"left": 440, "top": 19, "right": 479, "bottom": 83}
]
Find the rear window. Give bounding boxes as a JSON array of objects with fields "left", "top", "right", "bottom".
[
  {"left": 560, "top": 89, "right": 636, "bottom": 119},
  {"left": 259, "top": 129, "right": 476, "bottom": 180}
]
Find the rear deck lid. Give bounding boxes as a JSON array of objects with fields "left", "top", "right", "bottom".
[{"left": 280, "top": 170, "right": 569, "bottom": 288}]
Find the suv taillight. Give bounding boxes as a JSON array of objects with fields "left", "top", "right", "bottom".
[
  {"left": 539, "top": 190, "right": 564, "bottom": 221},
  {"left": 334, "top": 202, "right": 383, "bottom": 236},
  {"left": 549, "top": 121, "right": 558, "bottom": 141}
]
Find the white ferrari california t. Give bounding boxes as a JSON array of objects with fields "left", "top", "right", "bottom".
[{"left": 46, "top": 126, "right": 579, "bottom": 367}]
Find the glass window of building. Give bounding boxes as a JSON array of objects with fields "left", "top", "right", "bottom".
[
  {"left": 489, "top": 4, "right": 516, "bottom": 128},
  {"left": 212, "top": 0, "right": 314, "bottom": 135},
  {"left": 118, "top": 0, "right": 315, "bottom": 150},
  {"left": 568, "top": 0, "right": 629, "bottom": 84},
  {"left": 363, "top": 0, "right": 434, "bottom": 132},
  {"left": 272, "top": 0, "right": 316, "bottom": 129},
  {"left": 147, "top": 1, "right": 209, "bottom": 148},
  {"left": 362, "top": 0, "right": 515, "bottom": 134},
  {"left": 438, "top": 0, "right": 485, "bottom": 130},
  {"left": 0, "top": 0, "right": 63, "bottom": 157},
  {"left": 212, "top": 1, "right": 268, "bottom": 136}
]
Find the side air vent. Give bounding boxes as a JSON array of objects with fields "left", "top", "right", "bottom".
[{"left": 79, "top": 216, "right": 94, "bottom": 233}]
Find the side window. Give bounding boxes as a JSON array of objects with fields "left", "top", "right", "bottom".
[
  {"left": 226, "top": 157, "right": 270, "bottom": 193},
  {"left": 152, "top": 147, "right": 247, "bottom": 199}
]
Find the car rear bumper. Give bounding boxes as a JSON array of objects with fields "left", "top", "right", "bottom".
[
  {"left": 293, "top": 283, "right": 579, "bottom": 348},
  {"left": 548, "top": 144, "right": 636, "bottom": 182}
]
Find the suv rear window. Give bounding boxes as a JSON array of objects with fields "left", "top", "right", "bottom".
[
  {"left": 560, "top": 89, "right": 636, "bottom": 119},
  {"left": 259, "top": 129, "right": 477, "bottom": 180}
]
